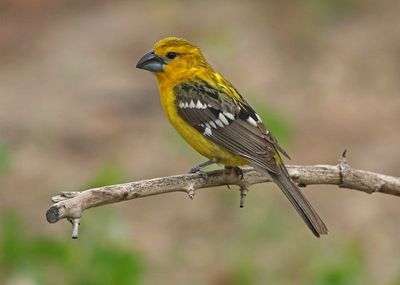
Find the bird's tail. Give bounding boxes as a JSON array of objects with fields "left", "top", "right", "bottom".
[{"left": 254, "top": 164, "right": 328, "bottom": 237}]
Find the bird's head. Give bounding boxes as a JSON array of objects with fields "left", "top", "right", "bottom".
[{"left": 136, "top": 37, "right": 209, "bottom": 80}]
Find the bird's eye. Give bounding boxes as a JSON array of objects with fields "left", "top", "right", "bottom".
[{"left": 166, "top": 52, "right": 177, "bottom": 59}]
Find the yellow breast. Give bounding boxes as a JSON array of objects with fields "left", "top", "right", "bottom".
[{"left": 156, "top": 80, "right": 247, "bottom": 167}]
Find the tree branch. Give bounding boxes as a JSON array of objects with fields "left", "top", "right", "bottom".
[{"left": 46, "top": 153, "right": 400, "bottom": 239}]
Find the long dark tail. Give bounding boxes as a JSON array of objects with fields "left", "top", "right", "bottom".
[{"left": 254, "top": 165, "right": 328, "bottom": 237}]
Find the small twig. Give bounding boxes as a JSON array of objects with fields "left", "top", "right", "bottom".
[
  {"left": 186, "top": 183, "right": 196, "bottom": 200},
  {"left": 46, "top": 153, "right": 400, "bottom": 239},
  {"left": 70, "top": 218, "right": 80, "bottom": 239},
  {"left": 339, "top": 149, "right": 348, "bottom": 187},
  {"left": 239, "top": 184, "right": 249, "bottom": 208}
]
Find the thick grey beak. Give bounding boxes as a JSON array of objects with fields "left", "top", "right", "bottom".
[{"left": 136, "top": 51, "right": 164, "bottom": 72}]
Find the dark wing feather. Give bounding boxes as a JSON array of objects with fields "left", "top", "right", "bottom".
[{"left": 174, "top": 81, "right": 283, "bottom": 173}]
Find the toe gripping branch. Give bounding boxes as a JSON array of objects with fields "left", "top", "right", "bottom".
[{"left": 186, "top": 166, "right": 250, "bottom": 208}]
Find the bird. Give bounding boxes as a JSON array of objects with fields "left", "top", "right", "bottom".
[{"left": 136, "top": 37, "right": 328, "bottom": 237}]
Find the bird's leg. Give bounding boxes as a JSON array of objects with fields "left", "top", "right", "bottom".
[
  {"left": 189, "top": 159, "right": 216, "bottom": 173},
  {"left": 189, "top": 160, "right": 215, "bottom": 179}
]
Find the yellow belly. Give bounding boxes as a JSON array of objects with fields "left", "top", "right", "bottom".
[{"left": 158, "top": 85, "right": 247, "bottom": 167}]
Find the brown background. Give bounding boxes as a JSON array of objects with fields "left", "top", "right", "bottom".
[{"left": 0, "top": 0, "right": 399, "bottom": 284}]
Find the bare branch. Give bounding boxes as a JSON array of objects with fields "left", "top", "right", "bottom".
[{"left": 46, "top": 156, "right": 400, "bottom": 239}]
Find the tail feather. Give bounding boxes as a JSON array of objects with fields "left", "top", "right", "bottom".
[{"left": 254, "top": 165, "right": 328, "bottom": 237}]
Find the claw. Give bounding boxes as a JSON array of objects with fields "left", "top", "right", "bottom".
[
  {"left": 189, "top": 166, "right": 200, "bottom": 173},
  {"left": 189, "top": 167, "right": 209, "bottom": 180}
]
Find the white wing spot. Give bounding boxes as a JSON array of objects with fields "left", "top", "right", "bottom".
[
  {"left": 203, "top": 127, "right": 212, "bottom": 136},
  {"left": 179, "top": 102, "right": 185, "bottom": 108},
  {"left": 247, "top": 117, "right": 258, "bottom": 127},
  {"left": 196, "top": 100, "right": 205, "bottom": 109},
  {"left": 215, "top": 119, "right": 224, "bottom": 128},
  {"left": 255, "top": 114, "right": 262, "bottom": 122},
  {"left": 184, "top": 102, "right": 189, "bottom": 108},
  {"left": 189, "top": 100, "right": 196, "bottom": 108},
  {"left": 209, "top": 121, "right": 217, "bottom": 129},
  {"left": 223, "top": 112, "right": 235, "bottom": 120},
  {"left": 219, "top": 113, "right": 229, "bottom": 125}
]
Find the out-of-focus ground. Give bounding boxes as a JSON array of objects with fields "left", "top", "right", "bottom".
[{"left": 0, "top": 0, "right": 399, "bottom": 284}]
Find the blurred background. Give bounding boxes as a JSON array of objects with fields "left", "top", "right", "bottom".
[{"left": 0, "top": 0, "right": 399, "bottom": 284}]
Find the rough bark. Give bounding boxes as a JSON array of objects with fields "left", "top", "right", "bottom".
[{"left": 46, "top": 154, "right": 400, "bottom": 238}]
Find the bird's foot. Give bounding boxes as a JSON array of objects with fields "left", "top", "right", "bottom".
[
  {"left": 189, "top": 167, "right": 209, "bottom": 180},
  {"left": 189, "top": 165, "right": 201, "bottom": 174},
  {"left": 188, "top": 159, "right": 215, "bottom": 180},
  {"left": 224, "top": 166, "right": 244, "bottom": 180}
]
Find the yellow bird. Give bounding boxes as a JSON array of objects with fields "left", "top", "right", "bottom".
[{"left": 136, "top": 37, "right": 328, "bottom": 237}]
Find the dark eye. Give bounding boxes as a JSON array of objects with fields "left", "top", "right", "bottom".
[{"left": 166, "top": 52, "right": 177, "bottom": 59}]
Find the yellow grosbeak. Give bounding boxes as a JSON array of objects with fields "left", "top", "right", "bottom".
[{"left": 136, "top": 37, "right": 328, "bottom": 237}]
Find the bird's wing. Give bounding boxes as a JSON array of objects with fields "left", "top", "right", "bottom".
[
  {"left": 174, "top": 80, "right": 328, "bottom": 237},
  {"left": 174, "top": 80, "right": 289, "bottom": 173}
]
